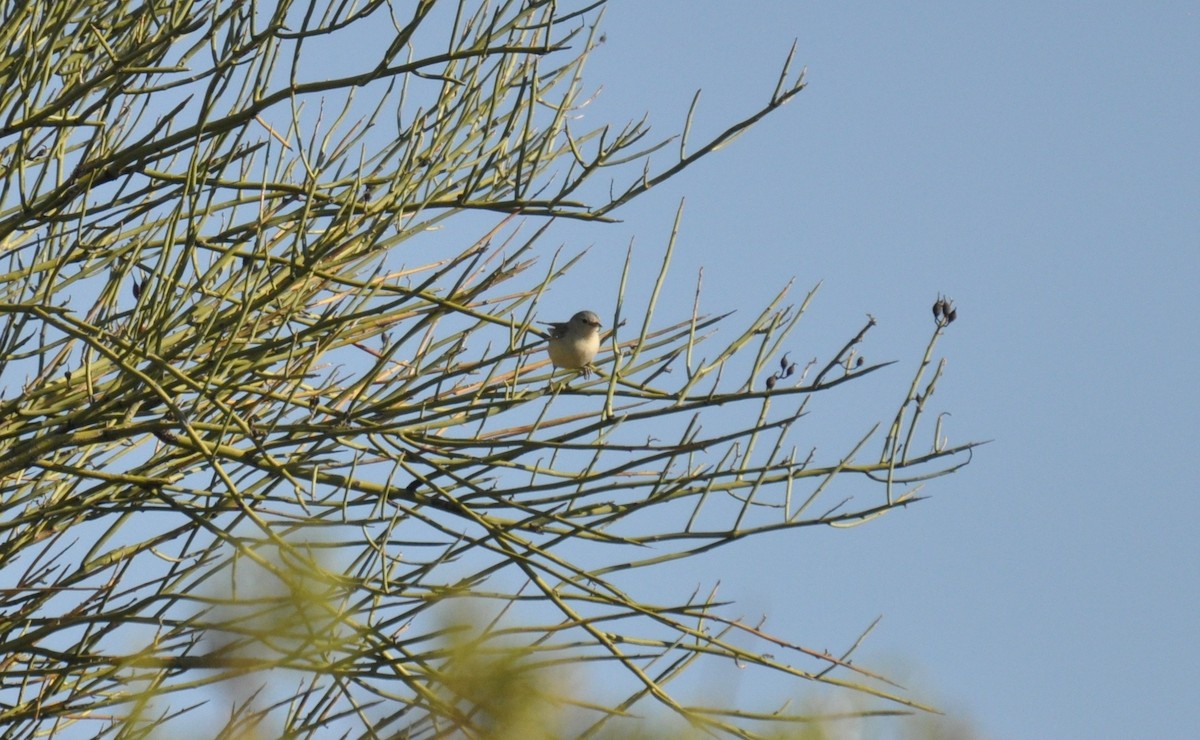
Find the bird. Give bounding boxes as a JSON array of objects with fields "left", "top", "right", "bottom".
[{"left": 543, "top": 310, "right": 602, "bottom": 379}]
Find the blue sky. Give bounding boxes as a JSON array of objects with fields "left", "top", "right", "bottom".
[
  {"left": 538, "top": 4, "right": 1199, "bottom": 738},
  {"left": 8, "top": 4, "right": 1189, "bottom": 737}
]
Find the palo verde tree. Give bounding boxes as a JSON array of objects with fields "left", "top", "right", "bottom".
[{"left": 0, "top": 1, "right": 977, "bottom": 737}]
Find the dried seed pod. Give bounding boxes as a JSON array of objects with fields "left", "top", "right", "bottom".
[
  {"left": 946, "top": 307, "right": 957, "bottom": 323},
  {"left": 932, "top": 298, "right": 944, "bottom": 320},
  {"left": 765, "top": 374, "right": 777, "bottom": 390},
  {"left": 856, "top": 356, "right": 864, "bottom": 368},
  {"left": 132, "top": 279, "right": 142, "bottom": 300}
]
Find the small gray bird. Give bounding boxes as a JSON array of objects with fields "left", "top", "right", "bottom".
[{"left": 543, "top": 310, "right": 602, "bottom": 378}]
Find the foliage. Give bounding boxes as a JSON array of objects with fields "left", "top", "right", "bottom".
[{"left": 0, "top": 1, "right": 976, "bottom": 737}]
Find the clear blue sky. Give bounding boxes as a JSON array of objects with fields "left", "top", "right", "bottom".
[
  {"left": 538, "top": 4, "right": 1198, "bottom": 738},
  {"left": 6, "top": 5, "right": 1194, "bottom": 738}
]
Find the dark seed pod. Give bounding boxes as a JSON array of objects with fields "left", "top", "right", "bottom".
[
  {"left": 947, "top": 307, "right": 957, "bottom": 323},
  {"left": 933, "top": 298, "right": 944, "bottom": 319},
  {"left": 856, "top": 356, "right": 864, "bottom": 368},
  {"left": 765, "top": 375, "right": 777, "bottom": 390},
  {"left": 132, "top": 279, "right": 142, "bottom": 299}
]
